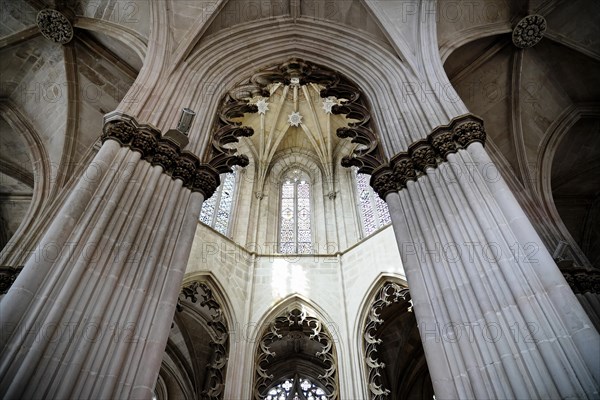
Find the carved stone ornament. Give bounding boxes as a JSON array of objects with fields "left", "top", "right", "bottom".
[
  {"left": 429, "top": 128, "right": 457, "bottom": 158},
  {"left": 255, "top": 307, "right": 338, "bottom": 400},
  {"left": 205, "top": 97, "right": 258, "bottom": 183},
  {"left": 512, "top": 15, "right": 547, "bottom": 49},
  {"left": 392, "top": 153, "right": 417, "bottom": 187},
  {"left": 0, "top": 266, "right": 22, "bottom": 295},
  {"left": 369, "top": 114, "right": 486, "bottom": 198},
  {"left": 560, "top": 265, "right": 600, "bottom": 295},
  {"left": 102, "top": 112, "right": 223, "bottom": 199},
  {"left": 36, "top": 9, "right": 74, "bottom": 44},
  {"left": 408, "top": 140, "right": 437, "bottom": 172},
  {"left": 453, "top": 119, "right": 486, "bottom": 148},
  {"left": 176, "top": 281, "right": 229, "bottom": 400},
  {"left": 363, "top": 282, "right": 411, "bottom": 399}
]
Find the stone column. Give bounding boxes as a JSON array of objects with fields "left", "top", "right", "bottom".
[
  {"left": 365, "top": 115, "right": 599, "bottom": 398},
  {"left": 0, "top": 112, "right": 227, "bottom": 399}
]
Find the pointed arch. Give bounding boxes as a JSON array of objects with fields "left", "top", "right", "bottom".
[
  {"left": 355, "top": 274, "right": 433, "bottom": 400},
  {"left": 158, "top": 274, "right": 234, "bottom": 400},
  {"left": 251, "top": 295, "right": 340, "bottom": 400},
  {"left": 0, "top": 101, "right": 51, "bottom": 264}
]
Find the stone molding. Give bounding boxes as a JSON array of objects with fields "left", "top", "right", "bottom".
[
  {"left": 254, "top": 307, "right": 337, "bottom": 400},
  {"left": 176, "top": 281, "right": 229, "bottom": 400},
  {"left": 102, "top": 112, "right": 249, "bottom": 199},
  {"left": 370, "top": 114, "right": 486, "bottom": 198},
  {"left": 512, "top": 15, "right": 547, "bottom": 49},
  {"left": 36, "top": 9, "right": 74, "bottom": 44},
  {"left": 363, "top": 282, "right": 411, "bottom": 399}
]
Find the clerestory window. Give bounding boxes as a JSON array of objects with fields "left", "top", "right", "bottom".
[
  {"left": 279, "top": 169, "right": 312, "bottom": 254},
  {"left": 353, "top": 168, "right": 391, "bottom": 237},
  {"left": 199, "top": 169, "right": 237, "bottom": 236}
]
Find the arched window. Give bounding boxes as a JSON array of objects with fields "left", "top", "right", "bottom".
[
  {"left": 279, "top": 169, "right": 312, "bottom": 254},
  {"left": 353, "top": 168, "right": 391, "bottom": 237},
  {"left": 265, "top": 376, "right": 328, "bottom": 400},
  {"left": 199, "top": 170, "right": 237, "bottom": 236}
]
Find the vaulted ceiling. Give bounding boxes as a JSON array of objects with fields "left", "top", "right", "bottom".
[{"left": 440, "top": 0, "right": 600, "bottom": 267}]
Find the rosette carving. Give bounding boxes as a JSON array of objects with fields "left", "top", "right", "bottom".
[
  {"left": 36, "top": 9, "right": 73, "bottom": 44},
  {"left": 512, "top": 15, "right": 547, "bottom": 48}
]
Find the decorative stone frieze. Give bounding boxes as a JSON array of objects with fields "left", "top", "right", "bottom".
[
  {"left": 176, "top": 281, "right": 229, "bottom": 400},
  {"left": 368, "top": 114, "right": 486, "bottom": 198},
  {"left": 363, "top": 282, "right": 411, "bottom": 399},
  {"left": 102, "top": 112, "right": 251, "bottom": 199},
  {"left": 0, "top": 266, "right": 22, "bottom": 295},
  {"left": 512, "top": 15, "right": 547, "bottom": 49},
  {"left": 36, "top": 9, "right": 74, "bottom": 44}
]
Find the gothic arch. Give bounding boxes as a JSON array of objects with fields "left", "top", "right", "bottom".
[
  {"left": 251, "top": 295, "right": 339, "bottom": 400},
  {"left": 357, "top": 274, "right": 433, "bottom": 400},
  {"left": 0, "top": 101, "right": 51, "bottom": 264},
  {"left": 160, "top": 276, "right": 232, "bottom": 400},
  {"left": 536, "top": 103, "right": 600, "bottom": 267},
  {"left": 124, "top": 17, "right": 463, "bottom": 159}
]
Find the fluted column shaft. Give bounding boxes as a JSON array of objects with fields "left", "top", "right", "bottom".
[
  {"left": 370, "top": 115, "right": 599, "bottom": 399},
  {"left": 0, "top": 112, "right": 224, "bottom": 399}
]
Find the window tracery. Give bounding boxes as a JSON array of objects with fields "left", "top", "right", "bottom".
[
  {"left": 353, "top": 168, "right": 391, "bottom": 237},
  {"left": 265, "top": 376, "right": 328, "bottom": 400},
  {"left": 199, "top": 170, "right": 237, "bottom": 236},
  {"left": 279, "top": 169, "right": 312, "bottom": 254}
]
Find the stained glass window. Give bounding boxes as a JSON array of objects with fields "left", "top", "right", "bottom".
[
  {"left": 199, "top": 170, "right": 237, "bottom": 236},
  {"left": 354, "top": 168, "right": 391, "bottom": 237},
  {"left": 279, "top": 169, "right": 312, "bottom": 254},
  {"left": 264, "top": 377, "right": 328, "bottom": 400}
]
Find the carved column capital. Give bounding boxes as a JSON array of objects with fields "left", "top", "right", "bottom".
[
  {"left": 190, "top": 166, "right": 221, "bottom": 199},
  {"left": 429, "top": 127, "right": 457, "bottom": 158},
  {"left": 152, "top": 141, "right": 179, "bottom": 170},
  {"left": 453, "top": 120, "right": 486, "bottom": 148},
  {"left": 560, "top": 265, "right": 600, "bottom": 295},
  {"left": 391, "top": 152, "right": 418, "bottom": 187},
  {"left": 408, "top": 140, "right": 437, "bottom": 172},
  {"left": 366, "top": 114, "right": 487, "bottom": 199},
  {"left": 172, "top": 152, "right": 198, "bottom": 188},
  {"left": 102, "top": 119, "right": 137, "bottom": 145},
  {"left": 370, "top": 166, "right": 399, "bottom": 199},
  {"left": 130, "top": 127, "right": 160, "bottom": 159}
]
